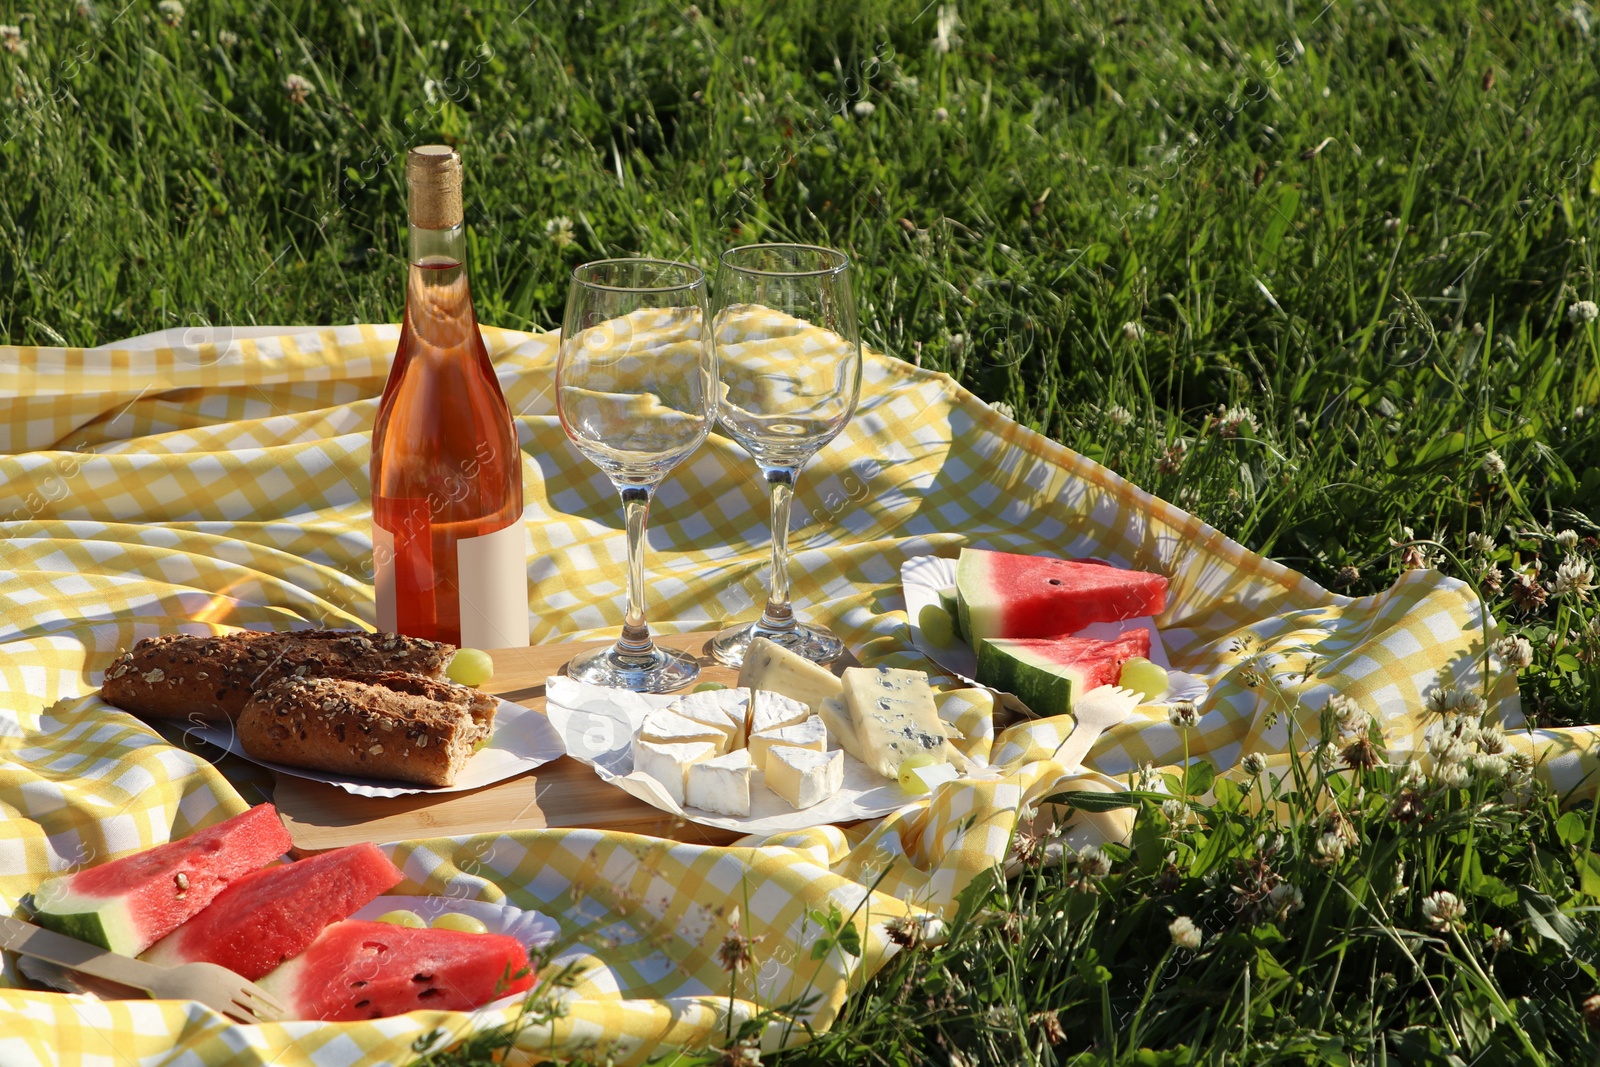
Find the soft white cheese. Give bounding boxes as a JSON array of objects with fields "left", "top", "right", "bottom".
[
  {"left": 747, "top": 716, "right": 827, "bottom": 771},
  {"left": 638, "top": 708, "right": 728, "bottom": 752},
  {"left": 766, "top": 746, "right": 844, "bottom": 810},
  {"left": 631, "top": 738, "right": 717, "bottom": 806},
  {"left": 747, "top": 689, "right": 810, "bottom": 739},
  {"left": 841, "top": 666, "right": 950, "bottom": 779},
  {"left": 685, "top": 748, "right": 753, "bottom": 816},
  {"left": 667, "top": 688, "right": 749, "bottom": 750},
  {"left": 737, "top": 637, "right": 843, "bottom": 714}
]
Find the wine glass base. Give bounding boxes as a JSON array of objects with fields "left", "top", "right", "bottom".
[
  {"left": 709, "top": 619, "right": 844, "bottom": 668},
  {"left": 565, "top": 641, "right": 701, "bottom": 694}
]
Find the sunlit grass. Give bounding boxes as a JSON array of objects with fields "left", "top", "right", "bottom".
[{"left": 2, "top": 0, "right": 1597, "bottom": 1061}]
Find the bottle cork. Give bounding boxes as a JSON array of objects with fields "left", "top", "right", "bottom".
[{"left": 406, "top": 145, "right": 463, "bottom": 229}]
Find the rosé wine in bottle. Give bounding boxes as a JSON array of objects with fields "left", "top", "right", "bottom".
[{"left": 370, "top": 145, "right": 530, "bottom": 649}]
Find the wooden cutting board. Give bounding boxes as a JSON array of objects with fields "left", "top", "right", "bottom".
[{"left": 272, "top": 631, "right": 856, "bottom": 852}]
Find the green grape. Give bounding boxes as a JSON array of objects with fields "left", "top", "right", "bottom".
[
  {"left": 896, "top": 753, "right": 942, "bottom": 793},
  {"left": 375, "top": 909, "right": 425, "bottom": 928},
  {"left": 446, "top": 648, "right": 494, "bottom": 687},
  {"left": 692, "top": 682, "right": 729, "bottom": 693},
  {"left": 1119, "top": 657, "right": 1169, "bottom": 703},
  {"left": 431, "top": 912, "right": 488, "bottom": 934},
  {"left": 918, "top": 603, "right": 956, "bottom": 647}
]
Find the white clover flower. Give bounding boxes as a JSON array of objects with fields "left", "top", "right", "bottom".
[
  {"left": 1477, "top": 725, "right": 1506, "bottom": 755},
  {"left": 1168, "top": 700, "right": 1200, "bottom": 731},
  {"left": 1556, "top": 529, "right": 1580, "bottom": 551},
  {"left": 852, "top": 99, "right": 876, "bottom": 117},
  {"left": 1106, "top": 403, "right": 1133, "bottom": 428},
  {"left": 1481, "top": 450, "right": 1506, "bottom": 478},
  {"left": 1220, "top": 405, "right": 1259, "bottom": 436},
  {"left": 1313, "top": 741, "right": 1339, "bottom": 771},
  {"left": 1467, "top": 531, "right": 1496, "bottom": 557},
  {"left": 1488, "top": 926, "right": 1512, "bottom": 952},
  {"left": 1313, "top": 831, "right": 1347, "bottom": 867},
  {"left": 1494, "top": 634, "right": 1533, "bottom": 670},
  {"left": 933, "top": 106, "right": 950, "bottom": 123},
  {"left": 1567, "top": 299, "right": 1598, "bottom": 324},
  {"left": 218, "top": 28, "right": 237, "bottom": 47},
  {"left": 0, "top": 23, "right": 25, "bottom": 55},
  {"left": 283, "top": 73, "right": 314, "bottom": 104},
  {"left": 933, "top": 3, "right": 960, "bottom": 55},
  {"left": 1168, "top": 915, "right": 1203, "bottom": 951},
  {"left": 1453, "top": 689, "right": 1485, "bottom": 719},
  {"left": 1472, "top": 752, "right": 1509, "bottom": 781},
  {"left": 1551, "top": 554, "right": 1596, "bottom": 600},
  {"left": 1076, "top": 845, "right": 1112, "bottom": 878},
  {"left": 157, "top": 0, "right": 183, "bottom": 27},
  {"left": 1241, "top": 752, "right": 1267, "bottom": 776},
  {"left": 1267, "top": 882, "right": 1304, "bottom": 919},
  {"left": 1422, "top": 890, "right": 1465, "bottom": 931},
  {"left": 1433, "top": 760, "right": 1472, "bottom": 789},
  {"left": 1161, "top": 799, "right": 1190, "bottom": 824},
  {"left": 1326, "top": 693, "right": 1366, "bottom": 738},
  {"left": 1121, "top": 320, "right": 1145, "bottom": 341},
  {"left": 1132, "top": 762, "right": 1160, "bottom": 791},
  {"left": 1424, "top": 686, "right": 1457, "bottom": 716},
  {"left": 545, "top": 215, "right": 576, "bottom": 248},
  {"left": 991, "top": 400, "right": 1016, "bottom": 421}
]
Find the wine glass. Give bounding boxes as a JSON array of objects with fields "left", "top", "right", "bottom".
[
  {"left": 557, "top": 259, "right": 717, "bottom": 692},
  {"left": 708, "top": 243, "right": 863, "bottom": 667}
]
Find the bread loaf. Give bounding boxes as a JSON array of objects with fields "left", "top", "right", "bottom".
[
  {"left": 235, "top": 672, "right": 497, "bottom": 788},
  {"left": 100, "top": 630, "right": 455, "bottom": 722}
]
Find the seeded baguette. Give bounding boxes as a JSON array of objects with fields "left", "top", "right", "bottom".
[
  {"left": 235, "top": 671, "right": 497, "bottom": 788},
  {"left": 100, "top": 630, "right": 455, "bottom": 723}
]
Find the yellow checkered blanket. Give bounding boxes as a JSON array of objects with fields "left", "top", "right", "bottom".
[{"left": 1, "top": 326, "right": 1593, "bottom": 1065}]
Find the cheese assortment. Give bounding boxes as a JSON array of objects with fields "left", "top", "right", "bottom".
[{"left": 621, "top": 637, "right": 968, "bottom": 818}]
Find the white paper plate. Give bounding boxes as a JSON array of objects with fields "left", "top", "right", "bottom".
[
  {"left": 18, "top": 894, "right": 561, "bottom": 1019},
  {"left": 900, "top": 554, "right": 1208, "bottom": 706},
  {"left": 544, "top": 677, "right": 920, "bottom": 835},
  {"left": 174, "top": 697, "right": 564, "bottom": 798}
]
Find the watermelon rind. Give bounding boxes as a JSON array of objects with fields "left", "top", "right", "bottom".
[
  {"left": 976, "top": 640, "right": 1089, "bottom": 720},
  {"left": 25, "top": 886, "right": 140, "bottom": 957},
  {"left": 936, "top": 587, "right": 963, "bottom": 640}
]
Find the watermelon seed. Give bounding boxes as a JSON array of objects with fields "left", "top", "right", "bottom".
[
  {"left": 173, "top": 872, "right": 188, "bottom": 895},
  {"left": 354, "top": 999, "right": 370, "bottom": 1009},
  {"left": 412, "top": 973, "right": 435, "bottom": 982},
  {"left": 1048, "top": 579, "right": 1063, "bottom": 585}
]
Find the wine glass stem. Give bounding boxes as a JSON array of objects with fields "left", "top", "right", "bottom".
[
  {"left": 759, "top": 467, "right": 798, "bottom": 633},
  {"left": 618, "top": 486, "right": 656, "bottom": 655}
]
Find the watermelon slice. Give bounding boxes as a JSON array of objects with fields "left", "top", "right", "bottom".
[
  {"left": 26, "top": 804, "right": 292, "bottom": 956},
  {"left": 936, "top": 587, "right": 963, "bottom": 640},
  {"left": 976, "top": 629, "right": 1152, "bottom": 718},
  {"left": 141, "top": 842, "right": 403, "bottom": 980},
  {"left": 258, "top": 919, "right": 536, "bottom": 1020},
  {"left": 955, "top": 549, "right": 1168, "bottom": 647}
]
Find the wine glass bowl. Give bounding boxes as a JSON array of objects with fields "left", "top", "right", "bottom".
[
  {"left": 708, "top": 244, "right": 864, "bottom": 668},
  {"left": 557, "top": 259, "right": 716, "bottom": 692}
]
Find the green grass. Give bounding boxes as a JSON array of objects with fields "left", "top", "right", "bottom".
[{"left": 4, "top": 0, "right": 1600, "bottom": 1062}]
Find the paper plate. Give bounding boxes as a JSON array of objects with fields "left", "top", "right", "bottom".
[
  {"left": 900, "top": 554, "right": 1208, "bottom": 706},
  {"left": 544, "top": 677, "right": 924, "bottom": 835},
  {"left": 172, "top": 696, "right": 565, "bottom": 798}
]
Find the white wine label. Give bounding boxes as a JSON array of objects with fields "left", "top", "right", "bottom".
[
  {"left": 372, "top": 523, "right": 397, "bottom": 632},
  {"left": 457, "top": 520, "right": 532, "bottom": 650}
]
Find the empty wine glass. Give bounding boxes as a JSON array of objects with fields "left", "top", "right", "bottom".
[
  {"left": 557, "top": 259, "right": 716, "bottom": 692},
  {"left": 708, "top": 244, "right": 863, "bottom": 667}
]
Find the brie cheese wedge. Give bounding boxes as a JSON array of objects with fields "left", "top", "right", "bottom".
[
  {"left": 638, "top": 708, "right": 728, "bottom": 752},
  {"left": 747, "top": 715, "right": 827, "bottom": 771},
  {"left": 685, "top": 748, "right": 753, "bottom": 816},
  {"left": 766, "top": 745, "right": 844, "bottom": 810},
  {"left": 667, "top": 687, "right": 749, "bottom": 750},
  {"left": 747, "top": 689, "right": 810, "bottom": 739},
  {"left": 631, "top": 738, "right": 717, "bottom": 806}
]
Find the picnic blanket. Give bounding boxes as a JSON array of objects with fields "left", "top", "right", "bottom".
[{"left": 2, "top": 324, "right": 1595, "bottom": 1066}]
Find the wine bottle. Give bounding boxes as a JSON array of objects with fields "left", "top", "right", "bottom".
[{"left": 370, "top": 145, "right": 530, "bottom": 649}]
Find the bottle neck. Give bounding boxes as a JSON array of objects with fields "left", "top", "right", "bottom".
[{"left": 409, "top": 221, "right": 466, "bottom": 267}]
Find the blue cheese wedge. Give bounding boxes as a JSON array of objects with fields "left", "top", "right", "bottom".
[
  {"left": 747, "top": 716, "right": 827, "bottom": 771},
  {"left": 638, "top": 708, "right": 728, "bottom": 752},
  {"left": 738, "top": 637, "right": 843, "bottom": 714},
  {"left": 685, "top": 748, "right": 753, "bottom": 816},
  {"left": 840, "top": 666, "right": 950, "bottom": 779},
  {"left": 747, "top": 689, "right": 810, "bottom": 739},
  {"left": 667, "top": 688, "right": 749, "bottom": 750},
  {"left": 631, "top": 738, "right": 717, "bottom": 806},
  {"left": 766, "top": 746, "right": 844, "bottom": 809}
]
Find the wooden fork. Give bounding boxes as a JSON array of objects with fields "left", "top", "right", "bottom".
[
  {"left": 1051, "top": 685, "right": 1143, "bottom": 772},
  {"left": 0, "top": 914, "right": 285, "bottom": 1023}
]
